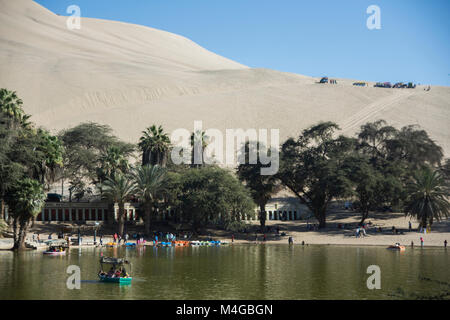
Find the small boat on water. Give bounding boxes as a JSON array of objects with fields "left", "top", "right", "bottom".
[
  {"left": 173, "top": 241, "right": 190, "bottom": 246},
  {"left": 191, "top": 240, "right": 226, "bottom": 246},
  {"left": 98, "top": 274, "right": 132, "bottom": 284},
  {"left": 105, "top": 242, "right": 117, "bottom": 247},
  {"left": 43, "top": 245, "right": 67, "bottom": 255},
  {"left": 158, "top": 241, "right": 173, "bottom": 247},
  {"left": 125, "top": 242, "right": 136, "bottom": 247},
  {"left": 98, "top": 257, "right": 132, "bottom": 284},
  {"left": 387, "top": 243, "right": 406, "bottom": 251}
]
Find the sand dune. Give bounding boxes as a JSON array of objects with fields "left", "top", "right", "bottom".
[{"left": 0, "top": 0, "right": 449, "bottom": 157}]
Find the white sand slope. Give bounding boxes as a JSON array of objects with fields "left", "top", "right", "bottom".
[{"left": 0, "top": 0, "right": 449, "bottom": 157}]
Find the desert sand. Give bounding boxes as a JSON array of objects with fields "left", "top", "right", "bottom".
[{"left": 0, "top": 0, "right": 449, "bottom": 159}]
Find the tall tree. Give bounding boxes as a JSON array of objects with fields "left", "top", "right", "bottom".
[
  {"left": 237, "top": 141, "right": 279, "bottom": 231},
  {"left": 190, "top": 130, "right": 209, "bottom": 168},
  {"left": 404, "top": 167, "right": 450, "bottom": 229},
  {"left": 139, "top": 125, "right": 171, "bottom": 167},
  {"left": 176, "top": 166, "right": 255, "bottom": 232},
  {"left": 342, "top": 155, "right": 404, "bottom": 225},
  {"left": 96, "top": 145, "right": 131, "bottom": 190},
  {"left": 101, "top": 173, "right": 135, "bottom": 236},
  {"left": 32, "top": 129, "right": 64, "bottom": 187},
  {"left": 59, "top": 122, "right": 134, "bottom": 200},
  {"left": 6, "top": 178, "right": 46, "bottom": 250},
  {"left": 278, "top": 122, "right": 354, "bottom": 228},
  {"left": 132, "top": 165, "right": 168, "bottom": 235}
]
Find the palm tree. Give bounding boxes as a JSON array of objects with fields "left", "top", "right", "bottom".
[
  {"left": 33, "top": 129, "right": 64, "bottom": 186},
  {"left": 138, "top": 125, "right": 171, "bottom": 167},
  {"left": 404, "top": 167, "right": 450, "bottom": 229},
  {"left": 101, "top": 173, "right": 135, "bottom": 236},
  {"left": 132, "top": 165, "right": 167, "bottom": 235},
  {"left": 190, "top": 130, "right": 209, "bottom": 168},
  {"left": 5, "top": 178, "right": 46, "bottom": 250},
  {"left": 97, "top": 146, "right": 130, "bottom": 186},
  {"left": 0, "top": 89, "right": 27, "bottom": 127}
]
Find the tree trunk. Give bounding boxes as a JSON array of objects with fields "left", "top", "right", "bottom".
[
  {"left": 107, "top": 203, "right": 115, "bottom": 226},
  {"left": 144, "top": 203, "right": 152, "bottom": 236},
  {"left": 118, "top": 203, "right": 125, "bottom": 237},
  {"left": 13, "top": 218, "right": 29, "bottom": 250},
  {"left": 359, "top": 210, "right": 369, "bottom": 226},
  {"left": 1, "top": 199, "right": 4, "bottom": 221},
  {"left": 12, "top": 216, "right": 18, "bottom": 247},
  {"left": 316, "top": 209, "right": 327, "bottom": 229},
  {"left": 421, "top": 215, "right": 427, "bottom": 230},
  {"left": 259, "top": 203, "right": 266, "bottom": 232}
]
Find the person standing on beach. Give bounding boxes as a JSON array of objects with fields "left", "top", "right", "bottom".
[
  {"left": 445, "top": 240, "right": 447, "bottom": 248},
  {"left": 409, "top": 221, "right": 412, "bottom": 232},
  {"left": 420, "top": 237, "right": 424, "bottom": 247},
  {"left": 263, "top": 234, "right": 266, "bottom": 242},
  {"left": 231, "top": 234, "right": 234, "bottom": 243}
]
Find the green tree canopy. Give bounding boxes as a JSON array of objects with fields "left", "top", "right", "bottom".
[
  {"left": 101, "top": 172, "right": 136, "bottom": 236},
  {"left": 59, "top": 122, "right": 134, "bottom": 200},
  {"left": 175, "top": 166, "right": 255, "bottom": 232},
  {"left": 132, "top": 164, "right": 168, "bottom": 235},
  {"left": 404, "top": 167, "right": 450, "bottom": 229},
  {"left": 237, "top": 141, "right": 280, "bottom": 231},
  {"left": 138, "top": 124, "right": 171, "bottom": 167},
  {"left": 6, "top": 178, "right": 45, "bottom": 250},
  {"left": 278, "top": 122, "right": 355, "bottom": 228}
]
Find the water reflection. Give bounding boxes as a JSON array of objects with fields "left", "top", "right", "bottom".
[{"left": 0, "top": 245, "right": 448, "bottom": 300}]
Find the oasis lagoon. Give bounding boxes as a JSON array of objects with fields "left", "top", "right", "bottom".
[{"left": 0, "top": 245, "right": 448, "bottom": 300}]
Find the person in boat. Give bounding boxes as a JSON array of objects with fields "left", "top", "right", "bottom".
[
  {"left": 107, "top": 267, "right": 114, "bottom": 277},
  {"left": 115, "top": 269, "right": 121, "bottom": 278}
]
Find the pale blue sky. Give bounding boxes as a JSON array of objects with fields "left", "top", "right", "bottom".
[{"left": 35, "top": 0, "right": 450, "bottom": 86}]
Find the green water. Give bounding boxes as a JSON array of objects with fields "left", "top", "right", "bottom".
[{"left": 0, "top": 245, "right": 448, "bottom": 300}]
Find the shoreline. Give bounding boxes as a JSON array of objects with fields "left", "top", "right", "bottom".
[
  {"left": 1, "top": 236, "right": 448, "bottom": 250},
  {"left": 1, "top": 211, "right": 449, "bottom": 250}
]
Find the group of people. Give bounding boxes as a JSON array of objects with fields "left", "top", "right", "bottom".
[
  {"left": 152, "top": 231, "right": 182, "bottom": 244},
  {"left": 113, "top": 233, "right": 129, "bottom": 244},
  {"left": 99, "top": 267, "right": 129, "bottom": 279},
  {"left": 48, "top": 246, "right": 65, "bottom": 252}
]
